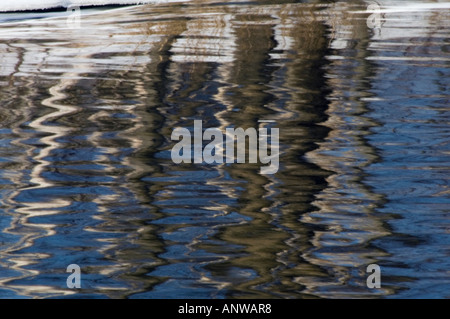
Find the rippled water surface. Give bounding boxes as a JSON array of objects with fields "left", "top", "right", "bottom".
[{"left": 0, "top": 0, "right": 449, "bottom": 298}]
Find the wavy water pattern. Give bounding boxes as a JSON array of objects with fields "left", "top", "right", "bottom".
[{"left": 0, "top": 0, "right": 448, "bottom": 298}]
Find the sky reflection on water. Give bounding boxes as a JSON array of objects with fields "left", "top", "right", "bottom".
[{"left": 0, "top": 0, "right": 448, "bottom": 298}]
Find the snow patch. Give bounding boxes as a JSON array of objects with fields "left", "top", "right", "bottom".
[{"left": 0, "top": 0, "right": 176, "bottom": 12}]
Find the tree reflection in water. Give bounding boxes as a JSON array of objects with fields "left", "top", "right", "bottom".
[{"left": 0, "top": 0, "right": 448, "bottom": 298}]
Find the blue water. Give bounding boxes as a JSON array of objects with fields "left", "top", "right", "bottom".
[{"left": 0, "top": 0, "right": 448, "bottom": 298}]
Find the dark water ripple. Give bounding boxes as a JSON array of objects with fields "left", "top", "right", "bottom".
[{"left": 0, "top": 0, "right": 448, "bottom": 298}]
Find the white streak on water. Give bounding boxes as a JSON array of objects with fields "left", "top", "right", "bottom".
[{"left": 0, "top": 0, "right": 184, "bottom": 12}]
